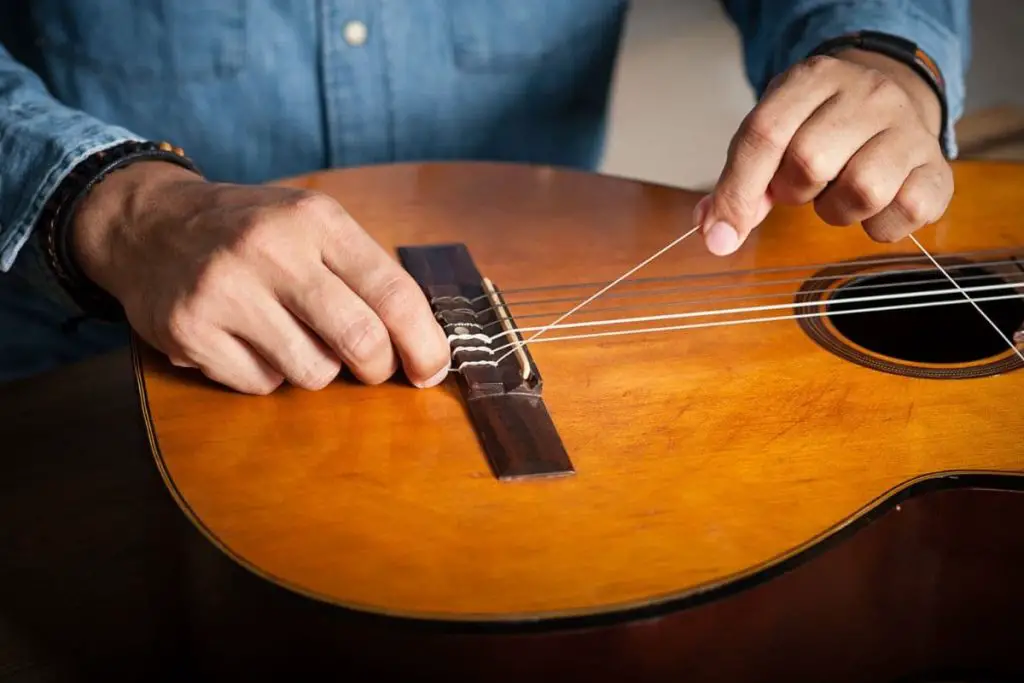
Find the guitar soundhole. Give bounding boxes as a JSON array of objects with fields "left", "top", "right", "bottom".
[{"left": 796, "top": 255, "right": 1024, "bottom": 379}]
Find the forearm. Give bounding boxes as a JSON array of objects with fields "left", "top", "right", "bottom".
[
  {"left": 721, "top": 0, "right": 970, "bottom": 157},
  {"left": 0, "top": 41, "right": 141, "bottom": 312}
]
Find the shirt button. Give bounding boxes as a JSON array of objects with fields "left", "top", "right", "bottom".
[{"left": 343, "top": 20, "right": 367, "bottom": 46}]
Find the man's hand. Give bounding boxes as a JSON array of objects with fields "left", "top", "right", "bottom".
[
  {"left": 71, "top": 162, "right": 451, "bottom": 395},
  {"left": 696, "top": 49, "right": 953, "bottom": 255}
]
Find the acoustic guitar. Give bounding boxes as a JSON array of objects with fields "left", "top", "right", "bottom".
[{"left": 3, "top": 161, "right": 1022, "bottom": 681}]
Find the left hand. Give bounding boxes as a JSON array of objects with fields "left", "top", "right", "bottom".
[{"left": 696, "top": 49, "right": 953, "bottom": 256}]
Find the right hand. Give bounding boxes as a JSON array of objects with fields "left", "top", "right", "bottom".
[{"left": 71, "top": 162, "right": 451, "bottom": 395}]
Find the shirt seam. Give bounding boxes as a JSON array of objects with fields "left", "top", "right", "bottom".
[{"left": 0, "top": 134, "right": 138, "bottom": 271}]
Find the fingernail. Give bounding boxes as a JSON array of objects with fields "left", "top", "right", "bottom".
[
  {"left": 414, "top": 364, "right": 449, "bottom": 389},
  {"left": 704, "top": 221, "right": 740, "bottom": 256},
  {"left": 692, "top": 194, "right": 711, "bottom": 227}
]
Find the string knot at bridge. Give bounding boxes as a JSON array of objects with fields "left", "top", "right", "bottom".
[{"left": 397, "top": 243, "right": 573, "bottom": 481}]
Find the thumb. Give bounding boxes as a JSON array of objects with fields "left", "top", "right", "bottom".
[{"left": 698, "top": 190, "right": 774, "bottom": 256}]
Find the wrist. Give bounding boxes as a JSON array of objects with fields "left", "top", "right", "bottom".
[
  {"left": 808, "top": 31, "right": 949, "bottom": 157},
  {"left": 72, "top": 161, "right": 202, "bottom": 296},
  {"left": 832, "top": 48, "right": 943, "bottom": 138},
  {"left": 37, "top": 140, "right": 202, "bottom": 320}
]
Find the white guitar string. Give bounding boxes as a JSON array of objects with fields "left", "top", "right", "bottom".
[
  {"left": 446, "top": 293, "right": 1022, "bottom": 373},
  {"left": 447, "top": 333, "right": 491, "bottom": 344},
  {"left": 908, "top": 234, "right": 1024, "bottom": 363},
  {"left": 448, "top": 281, "right": 1022, "bottom": 340},
  {"left": 493, "top": 225, "right": 702, "bottom": 364},
  {"left": 447, "top": 219, "right": 1024, "bottom": 371},
  {"left": 451, "top": 345, "right": 495, "bottom": 357},
  {"left": 480, "top": 257, "right": 1024, "bottom": 311},
  {"left": 494, "top": 247, "right": 1019, "bottom": 296},
  {"left": 471, "top": 270, "right": 1024, "bottom": 330}
]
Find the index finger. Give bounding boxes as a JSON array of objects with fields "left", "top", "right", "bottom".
[
  {"left": 704, "top": 58, "right": 839, "bottom": 254},
  {"left": 322, "top": 211, "right": 451, "bottom": 387}
]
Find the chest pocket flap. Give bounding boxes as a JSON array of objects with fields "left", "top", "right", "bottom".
[
  {"left": 32, "top": 0, "right": 246, "bottom": 81},
  {"left": 445, "top": 0, "right": 627, "bottom": 72}
]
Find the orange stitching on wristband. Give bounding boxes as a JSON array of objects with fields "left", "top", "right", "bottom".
[{"left": 914, "top": 48, "right": 944, "bottom": 89}]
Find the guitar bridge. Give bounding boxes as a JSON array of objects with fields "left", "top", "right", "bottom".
[{"left": 398, "top": 243, "right": 574, "bottom": 481}]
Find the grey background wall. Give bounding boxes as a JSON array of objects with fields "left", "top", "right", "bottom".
[{"left": 601, "top": 0, "right": 1024, "bottom": 191}]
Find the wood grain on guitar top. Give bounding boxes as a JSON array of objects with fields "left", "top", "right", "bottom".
[{"left": 136, "top": 161, "right": 1024, "bottom": 623}]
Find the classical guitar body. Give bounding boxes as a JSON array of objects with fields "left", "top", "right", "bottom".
[{"left": 135, "top": 162, "right": 1024, "bottom": 681}]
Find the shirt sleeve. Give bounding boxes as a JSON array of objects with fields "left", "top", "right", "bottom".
[
  {"left": 720, "top": 0, "right": 971, "bottom": 158},
  {"left": 0, "top": 41, "right": 142, "bottom": 309}
]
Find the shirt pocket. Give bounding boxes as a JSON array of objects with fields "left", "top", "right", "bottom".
[
  {"left": 444, "top": 0, "right": 627, "bottom": 73},
  {"left": 31, "top": 0, "right": 246, "bottom": 81}
]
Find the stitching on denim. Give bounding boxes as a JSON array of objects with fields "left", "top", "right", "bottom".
[{"left": 0, "top": 133, "right": 140, "bottom": 271}]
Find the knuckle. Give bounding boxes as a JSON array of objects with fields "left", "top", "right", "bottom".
[
  {"left": 774, "top": 55, "right": 832, "bottom": 88},
  {"left": 337, "top": 312, "right": 389, "bottom": 365},
  {"left": 291, "top": 358, "right": 341, "bottom": 391},
  {"left": 787, "top": 139, "right": 832, "bottom": 186},
  {"left": 290, "top": 191, "right": 345, "bottom": 222},
  {"left": 165, "top": 300, "right": 205, "bottom": 350},
  {"left": 933, "top": 174, "right": 954, "bottom": 218},
  {"left": 192, "top": 255, "right": 233, "bottom": 297},
  {"left": 162, "top": 262, "right": 234, "bottom": 350},
  {"left": 866, "top": 74, "right": 908, "bottom": 109},
  {"left": 214, "top": 361, "right": 284, "bottom": 396},
  {"left": 739, "top": 111, "right": 785, "bottom": 155},
  {"left": 843, "top": 173, "right": 886, "bottom": 212},
  {"left": 714, "top": 184, "right": 759, "bottom": 221},
  {"left": 369, "top": 273, "right": 422, "bottom": 324},
  {"left": 894, "top": 186, "right": 933, "bottom": 226},
  {"left": 802, "top": 54, "right": 837, "bottom": 73},
  {"left": 233, "top": 213, "right": 279, "bottom": 259},
  {"left": 786, "top": 55, "right": 832, "bottom": 84}
]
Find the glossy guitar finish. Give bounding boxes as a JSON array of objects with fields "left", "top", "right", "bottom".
[
  {"left": 5, "top": 161, "right": 1021, "bottom": 681},
  {"left": 136, "top": 160, "right": 1024, "bottom": 680}
]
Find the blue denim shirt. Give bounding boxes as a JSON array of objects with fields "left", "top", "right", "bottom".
[{"left": 0, "top": 1, "right": 970, "bottom": 383}]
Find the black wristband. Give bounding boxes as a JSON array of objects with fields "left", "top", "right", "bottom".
[
  {"left": 38, "top": 140, "right": 202, "bottom": 321},
  {"left": 809, "top": 30, "right": 950, "bottom": 158}
]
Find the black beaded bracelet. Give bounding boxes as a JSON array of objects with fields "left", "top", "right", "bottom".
[{"left": 39, "top": 140, "right": 202, "bottom": 321}]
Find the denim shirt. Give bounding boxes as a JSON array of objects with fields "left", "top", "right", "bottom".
[{"left": 0, "top": 1, "right": 970, "bottom": 383}]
